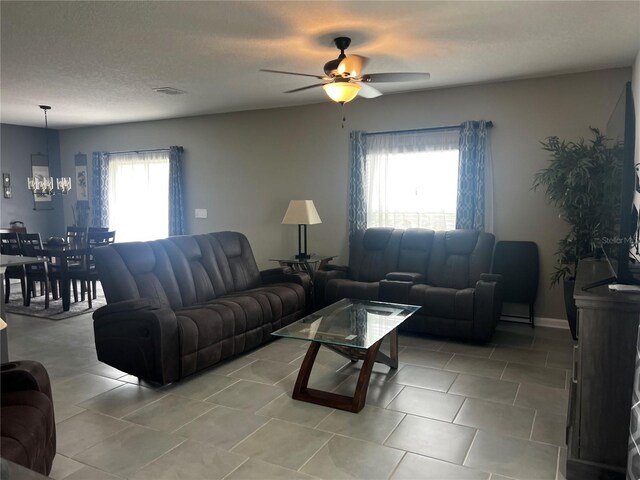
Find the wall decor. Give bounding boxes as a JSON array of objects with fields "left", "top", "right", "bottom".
[
  {"left": 75, "top": 165, "right": 88, "bottom": 201},
  {"left": 3, "top": 173, "right": 11, "bottom": 199},
  {"left": 31, "top": 164, "right": 52, "bottom": 203}
]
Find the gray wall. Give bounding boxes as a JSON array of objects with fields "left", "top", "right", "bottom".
[
  {"left": 0, "top": 123, "right": 64, "bottom": 239},
  {"left": 59, "top": 67, "right": 631, "bottom": 320}
]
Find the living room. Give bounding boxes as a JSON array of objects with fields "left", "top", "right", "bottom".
[{"left": 1, "top": 2, "right": 640, "bottom": 480}]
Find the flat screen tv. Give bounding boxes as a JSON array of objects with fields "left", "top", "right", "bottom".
[
  {"left": 585, "top": 81, "right": 638, "bottom": 290},
  {"left": 615, "top": 81, "right": 639, "bottom": 285}
]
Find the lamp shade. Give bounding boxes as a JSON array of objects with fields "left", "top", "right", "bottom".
[
  {"left": 322, "top": 82, "right": 361, "bottom": 103},
  {"left": 282, "top": 200, "right": 322, "bottom": 225}
]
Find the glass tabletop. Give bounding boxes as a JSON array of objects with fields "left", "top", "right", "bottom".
[{"left": 272, "top": 298, "right": 420, "bottom": 349}]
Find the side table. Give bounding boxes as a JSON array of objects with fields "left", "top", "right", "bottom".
[{"left": 269, "top": 254, "right": 335, "bottom": 278}]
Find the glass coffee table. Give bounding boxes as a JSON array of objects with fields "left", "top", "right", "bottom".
[{"left": 272, "top": 298, "right": 420, "bottom": 413}]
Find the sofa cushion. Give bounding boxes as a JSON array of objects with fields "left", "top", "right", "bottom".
[
  {"left": 409, "top": 285, "right": 475, "bottom": 321},
  {"left": 325, "top": 279, "right": 379, "bottom": 304},
  {"left": 1, "top": 390, "right": 53, "bottom": 472},
  {"left": 176, "top": 302, "right": 246, "bottom": 377},
  {"left": 426, "top": 230, "right": 492, "bottom": 289},
  {"left": 350, "top": 228, "right": 402, "bottom": 282},
  {"left": 210, "top": 232, "right": 262, "bottom": 293},
  {"left": 397, "top": 228, "right": 435, "bottom": 275}
]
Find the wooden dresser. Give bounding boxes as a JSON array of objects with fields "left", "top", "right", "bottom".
[{"left": 568, "top": 258, "right": 640, "bottom": 479}]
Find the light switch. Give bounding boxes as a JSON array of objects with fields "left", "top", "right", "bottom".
[{"left": 195, "top": 208, "right": 207, "bottom": 219}]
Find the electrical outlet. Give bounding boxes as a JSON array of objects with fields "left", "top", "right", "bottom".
[{"left": 195, "top": 208, "right": 207, "bottom": 219}]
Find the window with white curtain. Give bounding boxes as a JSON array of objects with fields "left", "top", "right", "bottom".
[
  {"left": 365, "top": 129, "right": 460, "bottom": 230},
  {"left": 108, "top": 150, "right": 170, "bottom": 242}
]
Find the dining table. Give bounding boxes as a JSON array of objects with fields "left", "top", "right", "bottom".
[{"left": 42, "top": 242, "right": 86, "bottom": 312}]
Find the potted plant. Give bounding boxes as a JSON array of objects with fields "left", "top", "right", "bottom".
[{"left": 533, "top": 127, "right": 623, "bottom": 338}]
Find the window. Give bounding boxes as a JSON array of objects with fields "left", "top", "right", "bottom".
[
  {"left": 365, "top": 129, "right": 460, "bottom": 230},
  {"left": 108, "top": 150, "right": 170, "bottom": 242}
]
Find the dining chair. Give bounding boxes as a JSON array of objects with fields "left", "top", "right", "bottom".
[
  {"left": 0, "top": 232, "right": 27, "bottom": 305},
  {"left": 88, "top": 227, "right": 109, "bottom": 233},
  {"left": 66, "top": 226, "right": 87, "bottom": 248},
  {"left": 17, "top": 233, "right": 51, "bottom": 309},
  {"left": 68, "top": 230, "right": 116, "bottom": 308},
  {"left": 63, "top": 226, "right": 90, "bottom": 300}
]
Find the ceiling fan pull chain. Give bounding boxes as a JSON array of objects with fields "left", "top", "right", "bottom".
[{"left": 341, "top": 103, "right": 346, "bottom": 128}]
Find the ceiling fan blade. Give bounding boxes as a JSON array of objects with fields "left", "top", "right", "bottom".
[
  {"left": 358, "top": 83, "right": 383, "bottom": 99},
  {"left": 283, "top": 83, "right": 326, "bottom": 94},
  {"left": 361, "top": 72, "right": 430, "bottom": 83},
  {"left": 338, "top": 55, "right": 369, "bottom": 78},
  {"left": 260, "top": 69, "right": 326, "bottom": 80}
]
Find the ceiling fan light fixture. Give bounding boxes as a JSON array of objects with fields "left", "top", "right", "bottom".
[{"left": 323, "top": 82, "right": 361, "bottom": 104}]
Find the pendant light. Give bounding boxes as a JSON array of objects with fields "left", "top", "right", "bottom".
[{"left": 27, "top": 105, "right": 72, "bottom": 196}]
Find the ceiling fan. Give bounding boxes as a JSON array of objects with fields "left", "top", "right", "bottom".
[{"left": 261, "top": 37, "right": 430, "bottom": 104}]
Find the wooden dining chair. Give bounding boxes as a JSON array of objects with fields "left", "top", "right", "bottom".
[
  {"left": 63, "top": 226, "right": 90, "bottom": 300},
  {"left": 0, "top": 232, "right": 27, "bottom": 305},
  {"left": 17, "top": 233, "right": 51, "bottom": 309},
  {"left": 66, "top": 226, "right": 87, "bottom": 249},
  {"left": 68, "top": 230, "right": 116, "bottom": 308}
]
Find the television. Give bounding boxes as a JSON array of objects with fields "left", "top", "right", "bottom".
[
  {"left": 615, "top": 81, "right": 639, "bottom": 285},
  {"left": 584, "top": 81, "right": 637, "bottom": 290}
]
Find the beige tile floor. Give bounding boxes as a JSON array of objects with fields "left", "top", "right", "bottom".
[{"left": 7, "top": 310, "right": 573, "bottom": 480}]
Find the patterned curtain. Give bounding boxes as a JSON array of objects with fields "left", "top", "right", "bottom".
[
  {"left": 91, "top": 152, "right": 109, "bottom": 228},
  {"left": 349, "top": 131, "right": 367, "bottom": 236},
  {"left": 169, "top": 146, "right": 185, "bottom": 236},
  {"left": 456, "top": 120, "right": 489, "bottom": 230},
  {"left": 628, "top": 326, "right": 640, "bottom": 479}
]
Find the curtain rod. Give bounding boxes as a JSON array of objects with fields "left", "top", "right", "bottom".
[
  {"left": 108, "top": 148, "right": 170, "bottom": 155},
  {"left": 364, "top": 121, "right": 494, "bottom": 137}
]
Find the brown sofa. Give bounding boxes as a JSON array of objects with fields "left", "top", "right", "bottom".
[
  {"left": 92, "top": 232, "right": 310, "bottom": 385},
  {"left": 315, "top": 228, "right": 502, "bottom": 342},
  {"left": 0, "top": 361, "right": 56, "bottom": 476}
]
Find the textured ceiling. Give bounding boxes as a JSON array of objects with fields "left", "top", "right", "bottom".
[{"left": 1, "top": 1, "right": 639, "bottom": 129}]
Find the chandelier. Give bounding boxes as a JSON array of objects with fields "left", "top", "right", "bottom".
[{"left": 27, "top": 105, "right": 72, "bottom": 196}]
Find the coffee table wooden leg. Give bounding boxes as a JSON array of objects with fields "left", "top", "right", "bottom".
[
  {"left": 351, "top": 338, "right": 383, "bottom": 412},
  {"left": 389, "top": 328, "right": 398, "bottom": 369},
  {"left": 293, "top": 341, "right": 321, "bottom": 398},
  {"left": 291, "top": 339, "right": 384, "bottom": 413}
]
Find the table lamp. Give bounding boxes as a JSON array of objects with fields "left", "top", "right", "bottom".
[{"left": 282, "top": 200, "right": 322, "bottom": 260}]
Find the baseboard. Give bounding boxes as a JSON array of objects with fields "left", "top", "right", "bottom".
[{"left": 500, "top": 316, "right": 568, "bottom": 329}]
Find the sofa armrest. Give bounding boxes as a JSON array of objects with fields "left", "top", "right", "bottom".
[
  {"left": 473, "top": 275, "right": 504, "bottom": 342},
  {"left": 318, "top": 264, "right": 350, "bottom": 274},
  {"left": 93, "top": 298, "right": 161, "bottom": 320},
  {"left": 0, "top": 360, "right": 52, "bottom": 399},
  {"left": 386, "top": 272, "right": 424, "bottom": 283},
  {"left": 314, "top": 268, "right": 349, "bottom": 307},
  {"left": 92, "top": 301, "right": 180, "bottom": 385},
  {"left": 260, "top": 267, "right": 311, "bottom": 292},
  {"left": 480, "top": 273, "right": 503, "bottom": 283},
  {"left": 379, "top": 279, "right": 414, "bottom": 304}
]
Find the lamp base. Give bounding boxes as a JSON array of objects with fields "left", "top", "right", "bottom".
[{"left": 295, "top": 253, "right": 311, "bottom": 260}]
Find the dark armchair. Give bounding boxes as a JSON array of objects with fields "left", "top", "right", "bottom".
[{"left": 0, "top": 361, "right": 56, "bottom": 476}]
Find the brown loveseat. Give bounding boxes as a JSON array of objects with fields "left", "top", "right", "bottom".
[
  {"left": 315, "top": 228, "right": 502, "bottom": 342},
  {"left": 92, "top": 232, "right": 310, "bottom": 385},
  {"left": 1, "top": 361, "right": 56, "bottom": 476}
]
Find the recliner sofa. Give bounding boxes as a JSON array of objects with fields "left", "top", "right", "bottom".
[
  {"left": 1, "top": 360, "right": 56, "bottom": 476},
  {"left": 92, "top": 232, "right": 310, "bottom": 385},
  {"left": 315, "top": 228, "right": 502, "bottom": 341}
]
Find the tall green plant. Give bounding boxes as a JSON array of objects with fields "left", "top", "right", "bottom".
[{"left": 533, "top": 127, "right": 623, "bottom": 285}]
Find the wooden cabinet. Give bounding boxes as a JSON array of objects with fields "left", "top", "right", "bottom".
[{"left": 568, "top": 259, "right": 640, "bottom": 479}]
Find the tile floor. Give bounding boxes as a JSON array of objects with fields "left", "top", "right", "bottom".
[{"left": 7, "top": 310, "right": 574, "bottom": 480}]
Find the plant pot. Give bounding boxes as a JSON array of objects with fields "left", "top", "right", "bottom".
[{"left": 564, "top": 277, "right": 578, "bottom": 340}]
